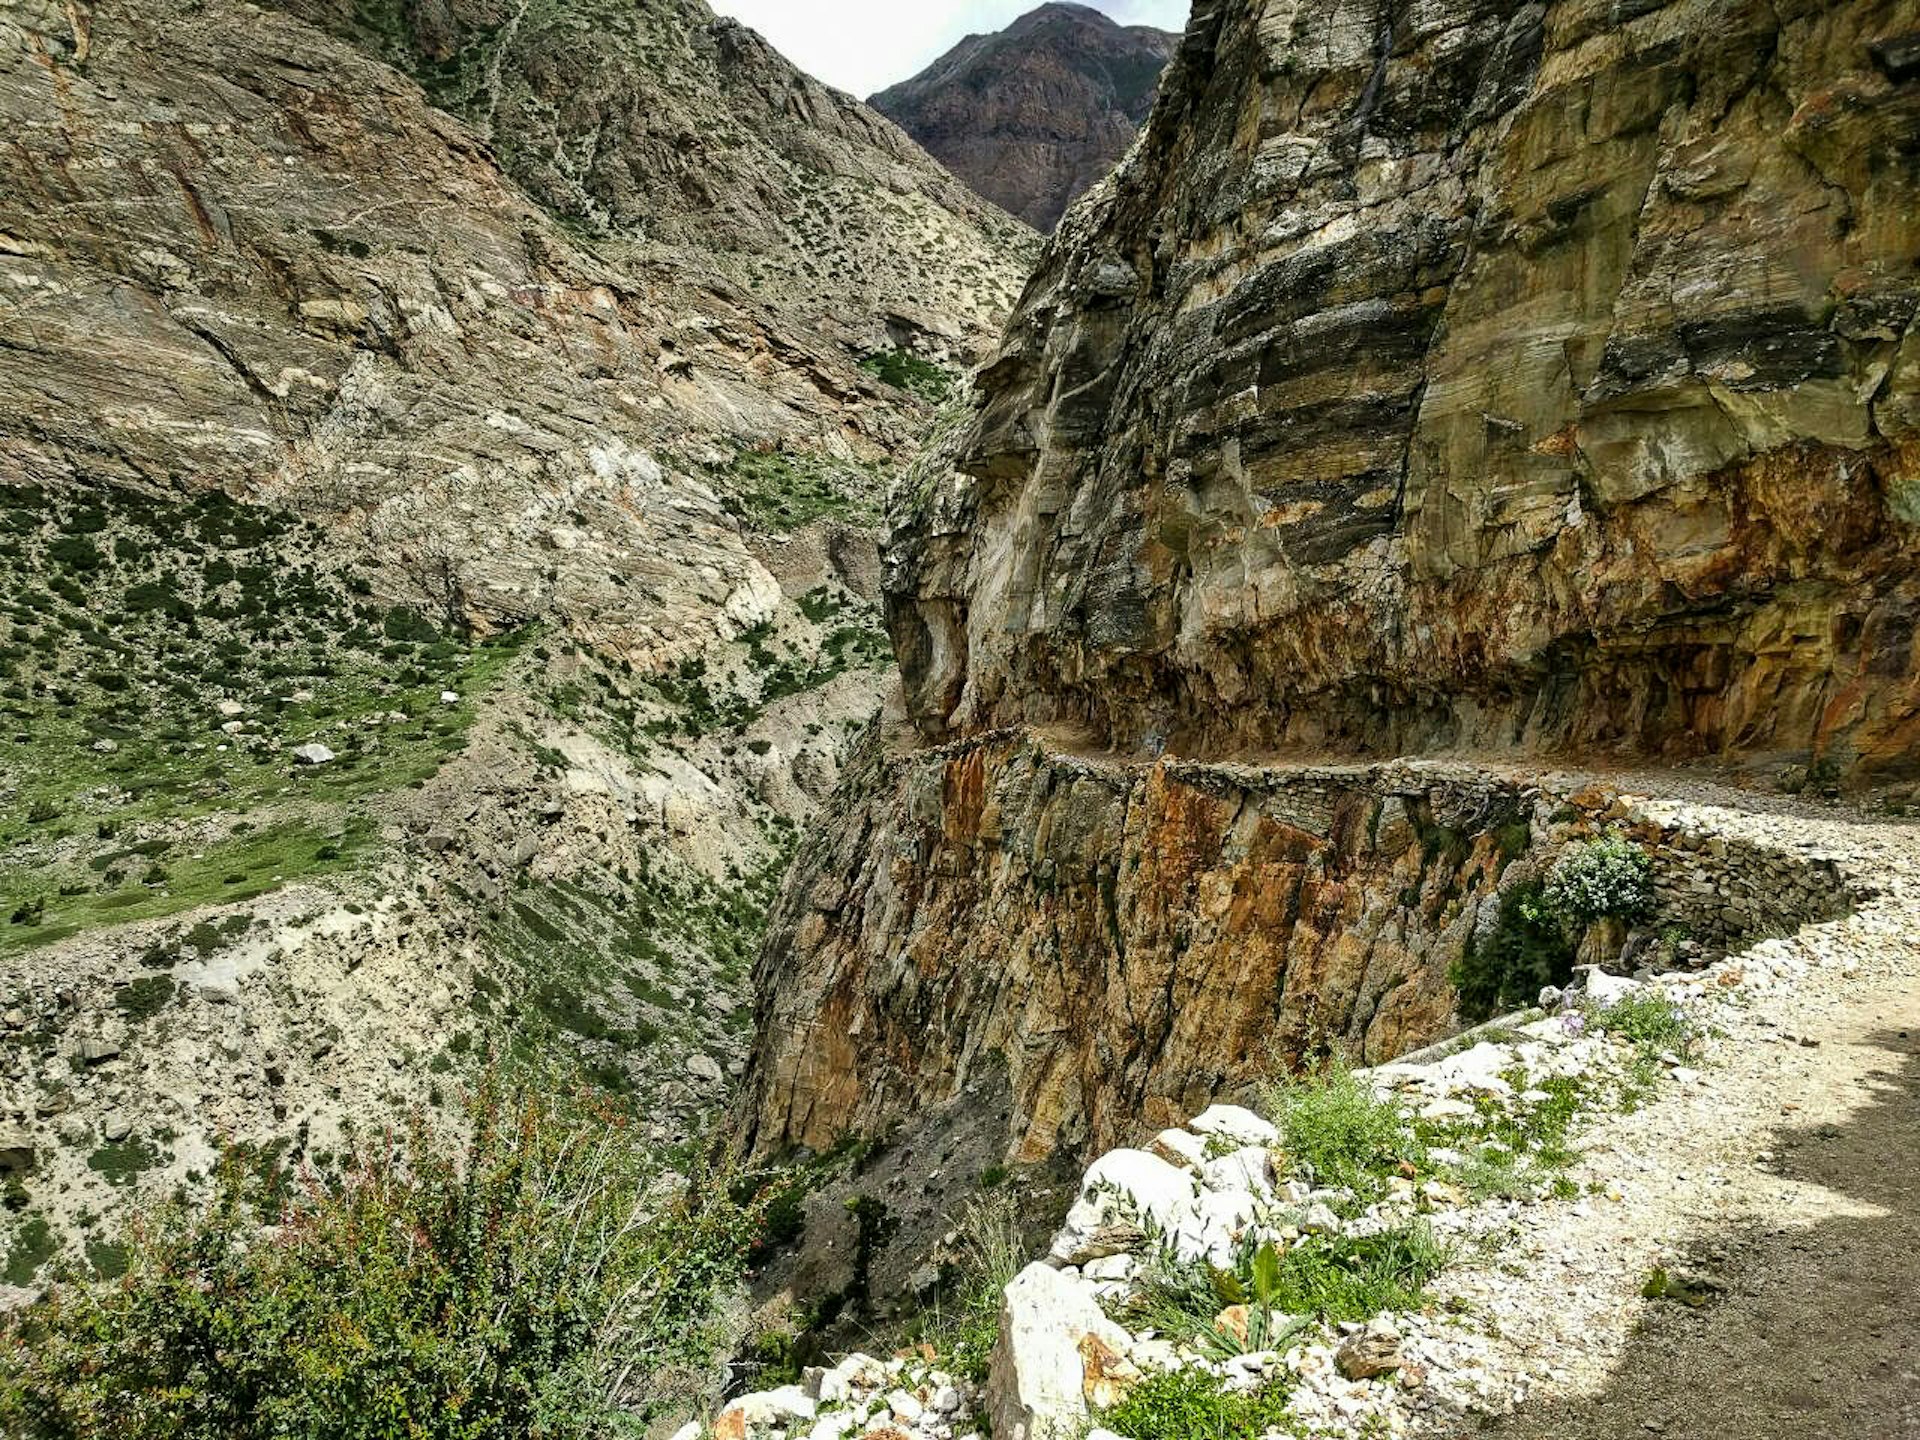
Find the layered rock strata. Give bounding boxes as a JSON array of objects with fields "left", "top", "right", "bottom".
[
  {"left": 739, "top": 0, "right": 1920, "bottom": 1182},
  {"left": 735, "top": 737, "right": 1851, "bottom": 1165},
  {"left": 893, "top": 0, "right": 1920, "bottom": 775}
]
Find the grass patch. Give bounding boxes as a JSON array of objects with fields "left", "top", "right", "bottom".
[
  {"left": 1592, "top": 991, "right": 1694, "bottom": 1050},
  {"left": 914, "top": 1192, "right": 1026, "bottom": 1381},
  {"left": 3, "top": 1216, "right": 54, "bottom": 1286},
  {"left": 1422, "top": 1071, "right": 1588, "bottom": 1202},
  {"left": 715, "top": 449, "right": 882, "bottom": 534},
  {"left": 86, "top": 1138, "right": 164, "bottom": 1187},
  {"left": 1261, "top": 1063, "right": 1421, "bottom": 1206},
  {"left": 3, "top": 820, "right": 376, "bottom": 956},
  {"left": 0, "top": 483, "right": 530, "bottom": 952},
  {"left": 858, "top": 349, "right": 953, "bottom": 403},
  {"left": 1129, "top": 1225, "right": 1448, "bottom": 1351}
]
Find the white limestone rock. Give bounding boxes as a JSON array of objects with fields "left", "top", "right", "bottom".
[
  {"left": 988, "top": 1263, "right": 1135, "bottom": 1440},
  {"left": 1189, "top": 1103, "right": 1279, "bottom": 1146}
]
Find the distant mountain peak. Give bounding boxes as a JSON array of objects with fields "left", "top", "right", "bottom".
[{"left": 871, "top": 3, "right": 1179, "bottom": 232}]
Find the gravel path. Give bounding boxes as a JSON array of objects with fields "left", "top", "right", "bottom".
[{"left": 1415, "top": 773, "right": 1920, "bottom": 1439}]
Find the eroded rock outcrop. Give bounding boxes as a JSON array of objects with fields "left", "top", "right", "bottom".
[
  {"left": 895, "top": 0, "right": 1920, "bottom": 776},
  {"left": 735, "top": 738, "right": 1849, "bottom": 1164}
]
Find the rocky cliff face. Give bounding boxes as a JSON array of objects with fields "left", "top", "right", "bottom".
[
  {"left": 913, "top": 0, "right": 1920, "bottom": 772},
  {"left": 901, "top": 0, "right": 1920, "bottom": 775},
  {"left": 739, "top": 0, "right": 1920, "bottom": 1178},
  {"left": 871, "top": 3, "right": 1178, "bottom": 232},
  {"left": 734, "top": 738, "right": 1849, "bottom": 1164},
  {"left": 0, "top": 0, "right": 1031, "bottom": 1282}
]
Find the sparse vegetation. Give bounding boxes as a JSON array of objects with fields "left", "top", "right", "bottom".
[
  {"left": 1262, "top": 1062, "right": 1421, "bottom": 1205},
  {"left": 0, "top": 483, "right": 528, "bottom": 954},
  {"left": 919, "top": 1192, "right": 1027, "bottom": 1381},
  {"left": 1, "top": 1072, "right": 776, "bottom": 1439},
  {"left": 715, "top": 448, "right": 883, "bottom": 533}
]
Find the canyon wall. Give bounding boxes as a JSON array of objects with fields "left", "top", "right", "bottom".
[
  {"left": 740, "top": 0, "right": 1920, "bottom": 1171},
  {"left": 894, "top": 0, "right": 1920, "bottom": 776},
  {"left": 734, "top": 735, "right": 1848, "bottom": 1163}
]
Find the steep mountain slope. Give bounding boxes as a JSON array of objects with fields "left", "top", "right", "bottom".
[
  {"left": 872, "top": 3, "right": 1178, "bottom": 231},
  {"left": 0, "top": 0, "right": 1030, "bottom": 1286},
  {"left": 737, "top": 0, "right": 1920, "bottom": 1186},
  {"left": 281, "top": 0, "right": 1038, "bottom": 346}
]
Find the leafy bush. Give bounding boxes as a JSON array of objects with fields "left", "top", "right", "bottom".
[
  {"left": 1100, "top": 1367, "right": 1294, "bottom": 1440},
  {"left": 1538, "top": 831, "right": 1656, "bottom": 931},
  {"left": 1452, "top": 878, "right": 1572, "bottom": 1020},
  {"left": 1, "top": 1074, "right": 770, "bottom": 1439},
  {"left": 1452, "top": 832, "right": 1657, "bottom": 1020},
  {"left": 1262, "top": 1063, "right": 1419, "bottom": 1202}
]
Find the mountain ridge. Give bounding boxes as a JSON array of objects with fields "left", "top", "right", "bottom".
[{"left": 871, "top": 2, "right": 1178, "bottom": 231}]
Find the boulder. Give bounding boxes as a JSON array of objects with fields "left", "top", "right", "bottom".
[
  {"left": 1335, "top": 1317, "right": 1403, "bottom": 1379},
  {"left": 1050, "top": 1148, "right": 1195, "bottom": 1262},
  {"left": 1579, "top": 968, "right": 1644, "bottom": 1007},
  {"left": 1173, "top": 1187, "right": 1261, "bottom": 1266},
  {"left": 0, "top": 1126, "right": 35, "bottom": 1175},
  {"left": 989, "top": 1263, "right": 1136, "bottom": 1440},
  {"left": 1189, "top": 1104, "right": 1279, "bottom": 1146},
  {"left": 291, "top": 742, "right": 336, "bottom": 766},
  {"left": 1199, "top": 1145, "right": 1274, "bottom": 1196},
  {"left": 1148, "top": 1127, "right": 1208, "bottom": 1168},
  {"left": 716, "top": 1384, "right": 814, "bottom": 1435}
]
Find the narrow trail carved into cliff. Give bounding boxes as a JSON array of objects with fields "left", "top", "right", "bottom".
[
  {"left": 1367, "top": 784, "right": 1920, "bottom": 1440},
  {"left": 1467, "top": 966, "right": 1920, "bottom": 1440}
]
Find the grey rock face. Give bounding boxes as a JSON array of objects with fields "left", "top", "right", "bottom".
[{"left": 893, "top": 0, "right": 1920, "bottom": 777}]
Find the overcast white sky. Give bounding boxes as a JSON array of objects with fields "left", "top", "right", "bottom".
[{"left": 709, "top": 1, "right": 1190, "bottom": 99}]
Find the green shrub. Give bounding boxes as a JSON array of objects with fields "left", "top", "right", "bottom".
[
  {"left": 1100, "top": 1365, "right": 1294, "bottom": 1440},
  {"left": 1539, "top": 831, "right": 1656, "bottom": 930},
  {"left": 1262, "top": 1063, "right": 1419, "bottom": 1201},
  {"left": 1452, "top": 878, "right": 1572, "bottom": 1020},
  {"left": 1452, "top": 832, "right": 1656, "bottom": 1021},
  {"left": 1, "top": 1074, "right": 771, "bottom": 1438}
]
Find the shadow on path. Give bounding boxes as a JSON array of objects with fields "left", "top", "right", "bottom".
[{"left": 1472, "top": 1020, "right": 1920, "bottom": 1440}]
